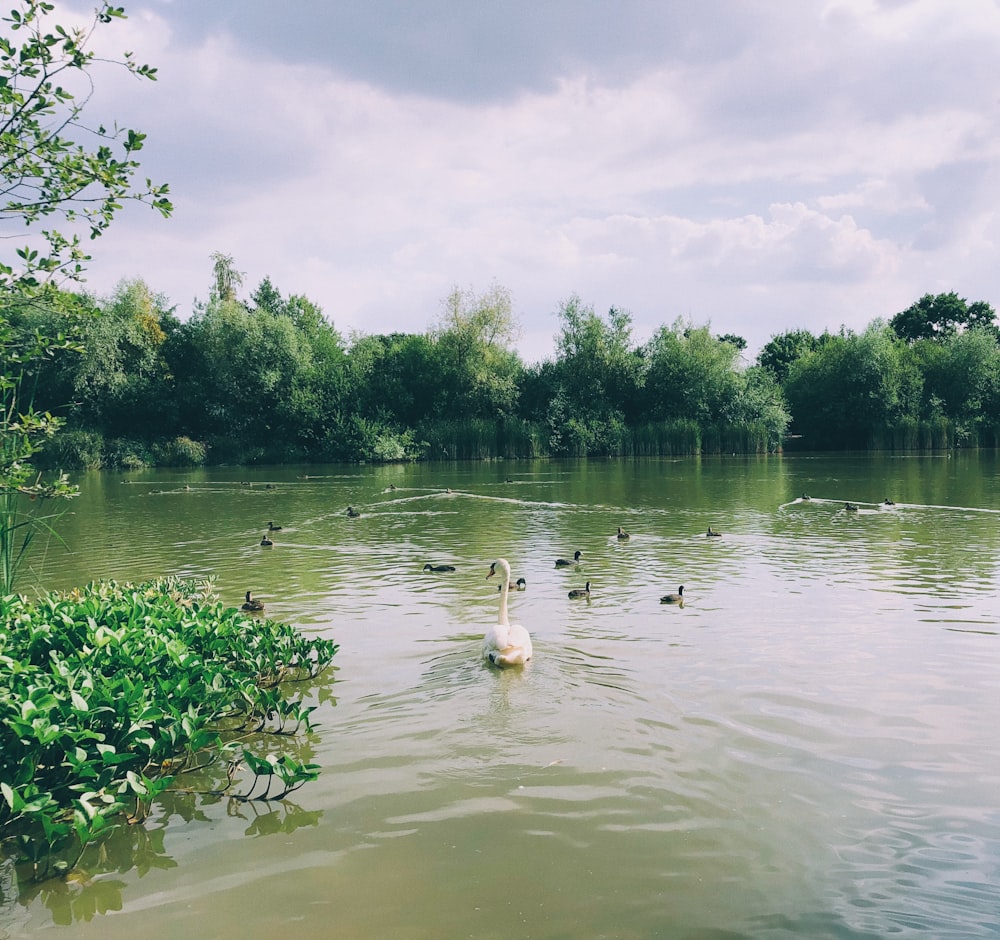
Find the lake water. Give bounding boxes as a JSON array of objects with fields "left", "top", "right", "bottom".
[{"left": 3, "top": 454, "right": 1000, "bottom": 939}]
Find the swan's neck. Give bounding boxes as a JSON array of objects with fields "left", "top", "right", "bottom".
[
  {"left": 496, "top": 561, "right": 511, "bottom": 627},
  {"left": 498, "top": 581, "right": 510, "bottom": 626}
]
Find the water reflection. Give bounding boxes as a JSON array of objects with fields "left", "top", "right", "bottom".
[{"left": 7, "top": 455, "right": 1000, "bottom": 939}]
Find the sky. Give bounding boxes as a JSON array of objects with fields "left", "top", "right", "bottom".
[{"left": 30, "top": 0, "right": 1000, "bottom": 363}]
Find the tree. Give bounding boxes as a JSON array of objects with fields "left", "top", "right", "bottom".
[
  {"left": 716, "top": 333, "right": 747, "bottom": 352},
  {"left": 1, "top": 1, "right": 170, "bottom": 589},
  {"left": 917, "top": 328, "right": 1000, "bottom": 441},
  {"left": 431, "top": 282, "right": 524, "bottom": 420},
  {"left": 642, "top": 320, "right": 741, "bottom": 424},
  {"left": 783, "top": 324, "right": 920, "bottom": 447},
  {"left": 890, "top": 292, "right": 997, "bottom": 343},
  {"left": 757, "top": 329, "right": 821, "bottom": 384},
  {"left": 211, "top": 252, "right": 244, "bottom": 304},
  {"left": 1, "top": 1, "right": 172, "bottom": 294},
  {"left": 70, "top": 279, "right": 177, "bottom": 436},
  {"left": 552, "top": 297, "right": 644, "bottom": 419}
]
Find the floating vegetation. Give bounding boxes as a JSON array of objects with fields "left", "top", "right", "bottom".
[{"left": 0, "top": 576, "right": 337, "bottom": 883}]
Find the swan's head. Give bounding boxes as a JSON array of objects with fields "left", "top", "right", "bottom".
[{"left": 487, "top": 558, "right": 511, "bottom": 581}]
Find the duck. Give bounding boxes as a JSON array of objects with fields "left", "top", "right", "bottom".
[
  {"left": 617, "top": 526, "right": 630, "bottom": 540},
  {"left": 241, "top": 591, "right": 265, "bottom": 612},
  {"left": 706, "top": 526, "right": 722, "bottom": 537},
  {"left": 844, "top": 502, "right": 859, "bottom": 512},
  {"left": 801, "top": 493, "right": 811, "bottom": 501},
  {"left": 568, "top": 582, "right": 591, "bottom": 599},
  {"left": 388, "top": 484, "right": 397, "bottom": 491},
  {"left": 267, "top": 521, "right": 282, "bottom": 531},
  {"left": 497, "top": 577, "right": 527, "bottom": 592},
  {"left": 483, "top": 558, "right": 533, "bottom": 666},
  {"left": 346, "top": 506, "right": 361, "bottom": 517},
  {"left": 423, "top": 563, "right": 456, "bottom": 573},
  {"left": 882, "top": 497, "right": 896, "bottom": 506},
  {"left": 555, "top": 550, "right": 582, "bottom": 567},
  {"left": 660, "top": 586, "right": 684, "bottom": 604},
  {"left": 259, "top": 534, "right": 274, "bottom": 546}
]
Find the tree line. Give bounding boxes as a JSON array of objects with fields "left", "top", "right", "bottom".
[{"left": 9, "top": 258, "right": 1000, "bottom": 467}]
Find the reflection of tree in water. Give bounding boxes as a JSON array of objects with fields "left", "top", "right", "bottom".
[
  {"left": 0, "top": 855, "right": 28, "bottom": 936},
  {"left": 228, "top": 799, "right": 323, "bottom": 838},
  {"left": 5, "top": 796, "right": 324, "bottom": 931},
  {"left": 23, "top": 868, "right": 128, "bottom": 927},
  {"left": 2, "top": 736, "right": 327, "bottom": 930}
]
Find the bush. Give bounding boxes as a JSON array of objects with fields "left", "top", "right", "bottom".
[
  {"left": 34, "top": 430, "right": 105, "bottom": 470},
  {"left": 152, "top": 436, "right": 208, "bottom": 467},
  {"left": 102, "top": 438, "right": 153, "bottom": 470}
]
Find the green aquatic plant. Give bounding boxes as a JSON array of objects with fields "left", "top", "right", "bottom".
[{"left": 0, "top": 576, "right": 337, "bottom": 883}]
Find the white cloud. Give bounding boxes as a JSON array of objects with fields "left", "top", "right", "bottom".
[{"left": 48, "top": 1, "right": 1000, "bottom": 362}]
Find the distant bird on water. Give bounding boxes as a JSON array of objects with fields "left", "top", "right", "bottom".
[
  {"left": 260, "top": 534, "right": 274, "bottom": 546},
  {"left": 844, "top": 502, "right": 859, "bottom": 512},
  {"left": 617, "top": 526, "right": 630, "bottom": 540},
  {"left": 267, "top": 521, "right": 282, "bottom": 531},
  {"left": 498, "top": 577, "right": 526, "bottom": 592},
  {"left": 660, "top": 586, "right": 684, "bottom": 604},
  {"left": 241, "top": 591, "right": 264, "bottom": 612},
  {"left": 882, "top": 497, "right": 896, "bottom": 506},
  {"left": 706, "top": 526, "right": 722, "bottom": 537},
  {"left": 346, "top": 506, "right": 361, "bottom": 517},
  {"left": 555, "top": 550, "right": 582, "bottom": 567},
  {"left": 568, "top": 582, "right": 591, "bottom": 599},
  {"left": 423, "top": 563, "right": 456, "bottom": 573}
]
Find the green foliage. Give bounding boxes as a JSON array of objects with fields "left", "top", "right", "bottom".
[
  {"left": 339, "top": 415, "right": 422, "bottom": 462},
  {"left": 0, "top": 1, "right": 172, "bottom": 294},
  {"left": 210, "top": 252, "right": 244, "bottom": 303},
  {"left": 151, "top": 436, "right": 207, "bottom": 467},
  {"left": 431, "top": 282, "right": 524, "bottom": 420},
  {"left": 346, "top": 332, "right": 438, "bottom": 428},
  {"left": 64, "top": 280, "right": 178, "bottom": 437},
  {"left": 756, "top": 329, "right": 823, "bottom": 383},
  {"left": 643, "top": 321, "right": 738, "bottom": 422},
  {"left": 784, "top": 324, "right": 920, "bottom": 448},
  {"left": 915, "top": 327, "right": 1000, "bottom": 440},
  {"left": 34, "top": 429, "right": 104, "bottom": 470},
  {"left": 890, "top": 292, "right": 997, "bottom": 343},
  {"left": 0, "top": 576, "right": 337, "bottom": 882},
  {"left": 1, "top": 301, "right": 82, "bottom": 590},
  {"left": 13, "top": 266, "right": 1000, "bottom": 467},
  {"left": 1, "top": 1, "right": 169, "bottom": 590},
  {"left": 553, "top": 297, "right": 643, "bottom": 422},
  {"left": 417, "top": 417, "right": 543, "bottom": 460}
]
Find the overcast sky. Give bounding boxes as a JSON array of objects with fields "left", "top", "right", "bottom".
[{"left": 48, "top": 0, "right": 1000, "bottom": 362}]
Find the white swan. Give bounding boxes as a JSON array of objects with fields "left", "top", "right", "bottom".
[{"left": 483, "top": 558, "right": 533, "bottom": 667}]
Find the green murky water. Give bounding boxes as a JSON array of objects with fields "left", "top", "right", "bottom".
[{"left": 3, "top": 454, "right": 999, "bottom": 938}]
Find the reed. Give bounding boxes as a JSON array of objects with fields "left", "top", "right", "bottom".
[
  {"left": 630, "top": 420, "right": 701, "bottom": 456},
  {"left": 418, "top": 418, "right": 546, "bottom": 460}
]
